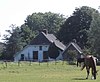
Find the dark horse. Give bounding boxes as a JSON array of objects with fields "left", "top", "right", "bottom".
[{"left": 77, "top": 55, "right": 98, "bottom": 80}]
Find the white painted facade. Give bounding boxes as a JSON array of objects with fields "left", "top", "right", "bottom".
[
  {"left": 14, "top": 31, "right": 65, "bottom": 62},
  {"left": 14, "top": 45, "right": 49, "bottom": 62},
  {"left": 14, "top": 44, "right": 63, "bottom": 62}
]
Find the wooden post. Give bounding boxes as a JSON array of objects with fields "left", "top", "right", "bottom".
[
  {"left": 62, "top": 59, "right": 64, "bottom": 65},
  {"left": 18, "top": 61, "right": 20, "bottom": 67},
  {"left": 39, "top": 60, "right": 40, "bottom": 66},
  {"left": 55, "top": 59, "right": 56, "bottom": 65},
  {"left": 29, "top": 60, "right": 32, "bottom": 66},
  {"left": 47, "top": 60, "right": 49, "bottom": 66},
  {"left": 5, "top": 61, "right": 7, "bottom": 68}
]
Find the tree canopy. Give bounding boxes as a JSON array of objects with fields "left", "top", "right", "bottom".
[
  {"left": 25, "top": 12, "right": 65, "bottom": 35},
  {"left": 57, "top": 6, "right": 98, "bottom": 49},
  {"left": 87, "top": 11, "right": 100, "bottom": 55}
]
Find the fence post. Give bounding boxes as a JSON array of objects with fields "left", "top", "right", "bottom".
[
  {"left": 55, "top": 59, "right": 57, "bottom": 65},
  {"left": 18, "top": 61, "right": 20, "bottom": 67},
  {"left": 47, "top": 60, "right": 49, "bottom": 66},
  {"left": 29, "top": 60, "right": 32, "bottom": 66},
  {"left": 39, "top": 60, "right": 40, "bottom": 66},
  {"left": 5, "top": 60, "right": 7, "bottom": 68},
  {"left": 62, "top": 59, "right": 64, "bottom": 65}
]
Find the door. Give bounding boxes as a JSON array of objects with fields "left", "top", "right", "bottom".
[
  {"left": 43, "top": 51, "right": 48, "bottom": 61},
  {"left": 33, "top": 51, "right": 38, "bottom": 61}
]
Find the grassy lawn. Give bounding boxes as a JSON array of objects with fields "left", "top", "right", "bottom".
[{"left": 0, "top": 61, "right": 100, "bottom": 82}]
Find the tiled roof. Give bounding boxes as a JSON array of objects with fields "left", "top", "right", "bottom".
[
  {"left": 54, "top": 40, "right": 66, "bottom": 51},
  {"left": 62, "top": 42, "right": 83, "bottom": 55},
  {"left": 30, "top": 32, "right": 52, "bottom": 45},
  {"left": 30, "top": 32, "right": 66, "bottom": 50}
]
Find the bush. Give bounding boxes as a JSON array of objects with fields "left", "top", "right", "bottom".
[
  {"left": 97, "top": 61, "right": 100, "bottom": 66},
  {"left": 68, "top": 61, "right": 76, "bottom": 65},
  {"left": 67, "top": 50, "right": 77, "bottom": 61}
]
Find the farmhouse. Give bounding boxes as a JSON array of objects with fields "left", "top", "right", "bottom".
[
  {"left": 62, "top": 42, "right": 83, "bottom": 61},
  {"left": 14, "top": 30, "right": 66, "bottom": 62}
]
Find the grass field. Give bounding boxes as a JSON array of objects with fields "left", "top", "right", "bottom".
[{"left": 0, "top": 61, "right": 100, "bottom": 82}]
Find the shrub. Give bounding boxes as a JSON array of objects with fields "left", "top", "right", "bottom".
[
  {"left": 68, "top": 61, "right": 76, "bottom": 65},
  {"left": 97, "top": 61, "right": 100, "bottom": 66}
]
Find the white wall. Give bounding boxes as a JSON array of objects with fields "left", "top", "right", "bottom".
[{"left": 14, "top": 45, "right": 49, "bottom": 62}]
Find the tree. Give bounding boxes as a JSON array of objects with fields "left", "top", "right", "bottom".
[
  {"left": 57, "top": 6, "right": 97, "bottom": 48},
  {"left": 67, "top": 50, "right": 77, "bottom": 61},
  {"left": 88, "top": 11, "right": 100, "bottom": 55},
  {"left": 2, "top": 25, "right": 22, "bottom": 60},
  {"left": 25, "top": 12, "right": 65, "bottom": 35},
  {"left": 20, "top": 24, "right": 35, "bottom": 45}
]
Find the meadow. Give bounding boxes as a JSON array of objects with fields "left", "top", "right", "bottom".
[{"left": 0, "top": 61, "right": 100, "bottom": 82}]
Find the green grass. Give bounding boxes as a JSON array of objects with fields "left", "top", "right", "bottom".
[{"left": 0, "top": 61, "right": 100, "bottom": 82}]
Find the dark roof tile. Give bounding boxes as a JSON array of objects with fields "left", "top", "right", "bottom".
[
  {"left": 62, "top": 42, "right": 83, "bottom": 55},
  {"left": 30, "top": 32, "right": 66, "bottom": 50}
]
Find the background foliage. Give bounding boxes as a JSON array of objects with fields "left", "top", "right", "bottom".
[{"left": 1, "top": 6, "right": 100, "bottom": 59}]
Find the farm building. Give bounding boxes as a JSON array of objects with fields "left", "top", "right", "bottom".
[
  {"left": 14, "top": 30, "right": 66, "bottom": 62},
  {"left": 62, "top": 42, "right": 83, "bottom": 61}
]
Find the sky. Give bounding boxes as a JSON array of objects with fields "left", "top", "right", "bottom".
[{"left": 0, "top": 0, "right": 100, "bottom": 42}]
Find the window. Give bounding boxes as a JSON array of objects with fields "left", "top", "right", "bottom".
[
  {"left": 45, "top": 46, "right": 47, "bottom": 48},
  {"left": 39, "top": 46, "right": 42, "bottom": 50},
  {"left": 21, "top": 54, "right": 24, "bottom": 60}
]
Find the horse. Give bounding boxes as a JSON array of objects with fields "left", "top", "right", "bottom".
[
  {"left": 77, "top": 57, "right": 84, "bottom": 67},
  {"left": 77, "top": 55, "right": 98, "bottom": 80}
]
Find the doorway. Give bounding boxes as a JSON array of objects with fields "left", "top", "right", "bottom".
[
  {"left": 33, "top": 51, "right": 38, "bottom": 60},
  {"left": 43, "top": 51, "right": 48, "bottom": 61}
]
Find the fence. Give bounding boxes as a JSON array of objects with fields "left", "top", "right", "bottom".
[{"left": 0, "top": 59, "right": 76, "bottom": 69}]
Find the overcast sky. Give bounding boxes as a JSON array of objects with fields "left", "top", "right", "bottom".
[{"left": 0, "top": 0, "right": 100, "bottom": 42}]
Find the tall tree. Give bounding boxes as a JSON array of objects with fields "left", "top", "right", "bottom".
[
  {"left": 25, "top": 12, "right": 65, "bottom": 35},
  {"left": 2, "top": 25, "right": 22, "bottom": 60},
  {"left": 20, "top": 24, "right": 35, "bottom": 45},
  {"left": 88, "top": 11, "right": 100, "bottom": 55},
  {"left": 57, "top": 6, "right": 97, "bottom": 48}
]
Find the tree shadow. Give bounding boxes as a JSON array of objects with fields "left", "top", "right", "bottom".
[{"left": 72, "top": 77, "right": 86, "bottom": 80}]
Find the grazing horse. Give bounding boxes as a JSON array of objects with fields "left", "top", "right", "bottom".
[{"left": 77, "top": 55, "right": 98, "bottom": 80}]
